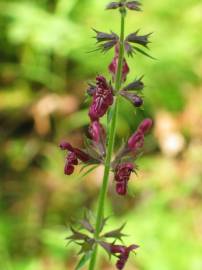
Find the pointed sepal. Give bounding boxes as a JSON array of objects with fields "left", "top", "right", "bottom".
[
  {"left": 102, "top": 223, "right": 127, "bottom": 240},
  {"left": 123, "top": 76, "right": 144, "bottom": 91}
]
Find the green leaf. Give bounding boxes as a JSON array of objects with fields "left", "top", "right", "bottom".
[{"left": 75, "top": 252, "right": 92, "bottom": 270}]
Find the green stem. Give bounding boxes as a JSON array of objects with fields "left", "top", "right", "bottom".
[{"left": 88, "top": 10, "right": 126, "bottom": 270}]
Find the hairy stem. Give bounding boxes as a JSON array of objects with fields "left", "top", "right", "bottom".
[{"left": 88, "top": 10, "right": 126, "bottom": 270}]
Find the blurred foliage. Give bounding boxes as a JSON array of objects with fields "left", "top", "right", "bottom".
[{"left": 0, "top": 0, "right": 202, "bottom": 269}]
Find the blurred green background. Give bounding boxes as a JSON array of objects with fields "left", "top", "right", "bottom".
[{"left": 0, "top": 0, "right": 202, "bottom": 269}]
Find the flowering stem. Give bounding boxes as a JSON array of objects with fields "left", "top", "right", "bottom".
[{"left": 88, "top": 10, "right": 126, "bottom": 270}]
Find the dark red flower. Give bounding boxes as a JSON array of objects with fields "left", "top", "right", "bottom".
[
  {"left": 110, "top": 243, "right": 139, "bottom": 270},
  {"left": 64, "top": 163, "right": 75, "bottom": 175},
  {"left": 114, "top": 163, "right": 134, "bottom": 195},
  {"left": 88, "top": 76, "right": 113, "bottom": 121},
  {"left": 60, "top": 142, "right": 91, "bottom": 175},
  {"left": 63, "top": 152, "right": 78, "bottom": 175}
]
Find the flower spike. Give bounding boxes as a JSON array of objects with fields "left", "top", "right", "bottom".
[{"left": 59, "top": 0, "right": 154, "bottom": 268}]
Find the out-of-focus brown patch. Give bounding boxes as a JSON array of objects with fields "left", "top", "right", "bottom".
[
  {"left": 30, "top": 94, "right": 79, "bottom": 135},
  {"left": 155, "top": 111, "right": 185, "bottom": 157},
  {"left": 181, "top": 88, "right": 202, "bottom": 138}
]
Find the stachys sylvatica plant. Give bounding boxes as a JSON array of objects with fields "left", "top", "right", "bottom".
[{"left": 59, "top": 1, "right": 153, "bottom": 269}]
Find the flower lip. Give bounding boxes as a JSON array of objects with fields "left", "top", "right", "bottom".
[
  {"left": 116, "top": 182, "right": 127, "bottom": 196},
  {"left": 67, "top": 152, "right": 78, "bottom": 165},
  {"left": 73, "top": 148, "right": 91, "bottom": 162},
  {"left": 64, "top": 163, "right": 75, "bottom": 175}
]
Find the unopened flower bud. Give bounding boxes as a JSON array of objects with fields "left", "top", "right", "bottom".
[
  {"left": 116, "top": 182, "right": 127, "bottom": 196},
  {"left": 93, "top": 29, "right": 118, "bottom": 53},
  {"left": 138, "top": 118, "right": 153, "bottom": 134},
  {"left": 89, "top": 121, "right": 106, "bottom": 143},
  {"left": 106, "top": 2, "right": 120, "bottom": 9},
  {"left": 125, "top": 1, "right": 142, "bottom": 11},
  {"left": 109, "top": 57, "right": 130, "bottom": 82},
  {"left": 128, "top": 130, "right": 144, "bottom": 151},
  {"left": 126, "top": 30, "right": 151, "bottom": 48},
  {"left": 109, "top": 45, "right": 130, "bottom": 82},
  {"left": 127, "top": 118, "right": 152, "bottom": 152},
  {"left": 93, "top": 29, "right": 118, "bottom": 43}
]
